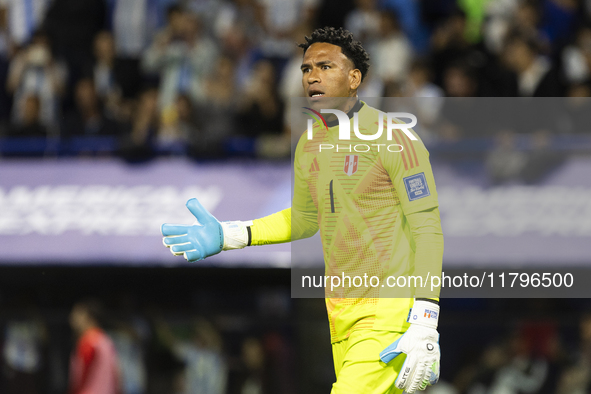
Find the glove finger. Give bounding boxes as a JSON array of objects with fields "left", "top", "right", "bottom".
[
  {"left": 161, "top": 223, "right": 189, "bottom": 237},
  {"left": 184, "top": 249, "right": 204, "bottom": 262},
  {"left": 379, "top": 336, "right": 404, "bottom": 364},
  {"left": 428, "top": 359, "right": 440, "bottom": 385},
  {"left": 171, "top": 243, "right": 197, "bottom": 254},
  {"left": 169, "top": 247, "right": 184, "bottom": 256},
  {"left": 419, "top": 378, "right": 429, "bottom": 391},
  {"left": 163, "top": 235, "right": 190, "bottom": 246},
  {"left": 407, "top": 362, "right": 427, "bottom": 393},
  {"left": 395, "top": 353, "right": 416, "bottom": 391},
  {"left": 419, "top": 362, "right": 437, "bottom": 391},
  {"left": 186, "top": 198, "right": 218, "bottom": 225}
]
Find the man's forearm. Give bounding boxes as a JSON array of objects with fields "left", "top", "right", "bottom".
[
  {"left": 250, "top": 209, "right": 292, "bottom": 245},
  {"left": 407, "top": 207, "right": 444, "bottom": 300},
  {"left": 250, "top": 207, "right": 319, "bottom": 245}
]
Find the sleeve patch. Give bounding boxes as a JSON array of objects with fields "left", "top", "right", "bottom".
[{"left": 403, "top": 172, "right": 430, "bottom": 201}]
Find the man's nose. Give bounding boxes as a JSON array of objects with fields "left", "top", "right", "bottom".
[{"left": 307, "top": 68, "right": 320, "bottom": 84}]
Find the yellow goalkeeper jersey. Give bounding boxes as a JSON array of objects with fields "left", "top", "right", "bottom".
[{"left": 293, "top": 100, "right": 440, "bottom": 343}]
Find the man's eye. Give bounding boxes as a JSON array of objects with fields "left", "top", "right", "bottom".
[
  {"left": 302, "top": 68, "right": 310, "bottom": 73},
  {"left": 322, "top": 65, "right": 330, "bottom": 70}
]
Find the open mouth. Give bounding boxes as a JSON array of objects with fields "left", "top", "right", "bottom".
[{"left": 309, "top": 89, "right": 325, "bottom": 100}]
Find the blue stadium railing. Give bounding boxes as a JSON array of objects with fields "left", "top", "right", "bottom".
[{"left": 1, "top": 134, "right": 591, "bottom": 157}]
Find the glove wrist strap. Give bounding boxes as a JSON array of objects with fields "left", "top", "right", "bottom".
[
  {"left": 220, "top": 221, "right": 252, "bottom": 250},
  {"left": 408, "top": 299, "right": 439, "bottom": 329}
]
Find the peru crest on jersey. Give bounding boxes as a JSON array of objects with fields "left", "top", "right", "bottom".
[{"left": 343, "top": 155, "right": 358, "bottom": 176}]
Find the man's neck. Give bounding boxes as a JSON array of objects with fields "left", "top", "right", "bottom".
[{"left": 325, "top": 97, "right": 363, "bottom": 128}]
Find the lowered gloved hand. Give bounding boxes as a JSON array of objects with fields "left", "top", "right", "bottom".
[{"left": 380, "top": 299, "right": 440, "bottom": 393}]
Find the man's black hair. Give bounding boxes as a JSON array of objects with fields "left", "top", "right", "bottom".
[{"left": 298, "top": 26, "right": 370, "bottom": 82}]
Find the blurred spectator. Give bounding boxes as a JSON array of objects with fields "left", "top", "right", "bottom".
[
  {"left": 228, "top": 333, "right": 295, "bottom": 394},
  {"left": 384, "top": 60, "right": 443, "bottom": 143},
  {"left": 120, "top": 87, "right": 159, "bottom": 161},
  {"left": 236, "top": 60, "right": 283, "bottom": 138},
  {"left": 279, "top": 23, "right": 316, "bottom": 102},
  {"left": 406, "top": 59, "right": 443, "bottom": 98},
  {"left": 68, "top": 299, "right": 121, "bottom": 394},
  {"left": 344, "top": 0, "right": 381, "bottom": 47},
  {"left": 0, "top": 4, "right": 11, "bottom": 122},
  {"left": 502, "top": 32, "right": 565, "bottom": 96},
  {"left": 562, "top": 24, "right": 591, "bottom": 84},
  {"left": 540, "top": 0, "right": 579, "bottom": 50},
  {"left": 43, "top": 0, "right": 106, "bottom": 82},
  {"left": 61, "top": 78, "right": 121, "bottom": 139},
  {"left": 157, "top": 94, "right": 195, "bottom": 155},
  {"left": 482, "top": 0, "right": 521, "bottom": 55},
  {"left": 183, "top": 0, "right": 225, "bottom": 31},
  {"left": 142, "top": 7, "right": 218, "bottom": 110},
  {"left": 486, "top": 130, "right": 528, "bottom": 185},
  {"left": 91, "top": 31, "right": 123, "bottom": 118},
  {"left": 443, "top": 62, "right": 479, "bottom": 97},
  {"left": 214, "top": 1, "right": 262, "bottom": 92},
  {"left": 520, "top": 130, "right": 566, "bottom": 184},
  {"left": 229, "top": 337, "right": 267, "bottom": 394},
  {"left": 1, "top": 0, "right": 50, "bottom": 48},
  {"left": 173, "top": 317, "right": 227, "bottom": 394},
  {"left": 144, "top": 313, "right": 186, "bottom": 394},
  {"left": 455, "top": 0, "right": 488, "bottom": 44},
  {"left": 107, "top": 0, "right": 175, "bottom": 99},
  {"left": 6, "top": 94, "right": 46, "bottom": 136},
  {"left": 462, "top": 328, "right": 550, "bottom": 394},
  {"left": 192, "top": 56, "right": 236, "bottom": 158},
  {"left": 430, "top": 9, "right": 481, "bottom": 88},
  {"left": 108, "top": 295, "right": 149, "bottom": 394},
  {"left": 7, "top": 30, "right": 67, "bottom": 129},
  {"left": 557, "top": 314, "right": 591, "bottom": 393},
  {"left": 485, "top": 0, "right": 549, "bottom": 55},
  {"left": 382, "top": 0, "right": 428, "bottom": 52},
  {"left": 0, "top": 300, "right": 48, "bottom": 394},
  {"left": 561, "top": 83, "right": 591, "bottom": 133},
  {"left": 214, "top": 0, "right": 261, "bottom": 46},
  {"left": 255, "top": 0, "right": 318, "bottom": 77},
  {"left": 514, "top": 0, "right": 547, "bottom": 44},
  {"left": 370, "top": 10, "right": 413, "bottom": 87}
]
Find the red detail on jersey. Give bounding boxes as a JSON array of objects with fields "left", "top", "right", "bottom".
[
  {"left": 391, "top": 130, "right": 409, "bottom": 171},
  {"left": 400, "top": 130, "right": 419, "bottom": 167},
  {"left": 397, "top": 130, "right": 415, "bottom": 169},
  {"left": 309, "top": 157, "right": 320, "bottom": 172},
  {"left": 343, "top": 155, "right": 359, "bottom": 176}
]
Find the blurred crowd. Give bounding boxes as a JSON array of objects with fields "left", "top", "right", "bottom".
[
  {"left": 2, "top": 0, "right": 591, "bottom": 159},
  {"left": 0, "top": 292, "right": 295, "bottom": 394},
  {"left": 4, "top": 293, "right": 591, "bottom": 394},
  {"left": 426, "top": 302, "right": 591, "bottom": 394}
]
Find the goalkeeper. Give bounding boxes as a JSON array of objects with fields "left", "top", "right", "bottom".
[{"left": 162, "top": 27, "right": 444, "bottom": 394}]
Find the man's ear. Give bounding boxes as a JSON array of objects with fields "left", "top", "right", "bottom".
[{"left": 349, "top": 69, "right": 362, "bottom": 91}]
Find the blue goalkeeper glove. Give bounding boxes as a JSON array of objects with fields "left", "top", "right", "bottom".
[
  {"left": 380, "top": 299, "right": 440, "bottom": 393},
  {"left": 161, "top": 198, "right": 251, "bottom": 262}
]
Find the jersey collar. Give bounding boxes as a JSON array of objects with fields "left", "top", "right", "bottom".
[{"left": 325, "top": 99, "right": 364, "bottom": 128}]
